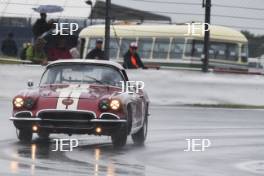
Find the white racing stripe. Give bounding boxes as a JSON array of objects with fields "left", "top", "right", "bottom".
[
  {"left": 56, "top": 91, "right": 71, "bottom": 110},
  {"left": 56, "top": 84, "right": 90, "bottom": 110},
  {"left": 67, "top": 91, "right": 82, "bottom": 110}
]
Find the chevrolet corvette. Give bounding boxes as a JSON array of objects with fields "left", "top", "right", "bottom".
[{"left": 10, "top": 59, "right": 150, "bottom": 147}]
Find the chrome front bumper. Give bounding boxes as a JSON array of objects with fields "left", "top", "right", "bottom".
[
  {"left": 10, "top": 110, "right": 126, "bottom": 123},
  {"left": 9, "top": 117, "right": 127, "bottom": 123},
  {"left": 10, "top": 111, "right": 127, "bottom": 135}
]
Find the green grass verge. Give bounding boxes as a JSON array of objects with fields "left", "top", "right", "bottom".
[
  {"left": 0, "top": 58, "right": 31, "bottom": 64},
  {"left": 0, "top": 60, "right": 22, "bottom": 64}
]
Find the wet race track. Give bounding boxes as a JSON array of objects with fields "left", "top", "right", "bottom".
[
  {"left": 0, "top": 65, "right": 264, "bottom": 176},
  {"left": 1, "top": 99, "right": 264, "bottom": 176}
]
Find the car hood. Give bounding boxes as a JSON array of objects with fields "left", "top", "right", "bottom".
[{"left": 39, "top": 84, "right": 121, "bottom": 100}]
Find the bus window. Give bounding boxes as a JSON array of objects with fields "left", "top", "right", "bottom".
[
  {"left": 185, "top": 40, "right": 192, "bottom": 57},
  {"left": 227, "top": 44, "right": 238, "bottom": 61},
  {"left": 209, "top": 42, "right": 226, "bottom": 60},
  {"left": 209, "top": 49, "right": 215, "bottom": 58},
  {"left": 170, "top": 38, "right": 184, "bottom": 59},
  {"left": 109, "top": 38, "right": 120, "bottom": 59},
  {"left": 185, "top": 40, "right": 203, "bottom": 58},
  {"left": 193, "top": 41, "right": 203, "bottom": 57},
  {"left": 119, "top": 38, "right": 136, "bottom": 58},
  {"left": 138, "top": 38, "right": 153, "bottom": 59},
  {"left": 241, "top": 44, "right": 248, "bottom": 63},
  {"left": 209, "top": 43, "right": 216, "bottom": 59},
  {"left": 153, "top": 38, "right": 170, "bottom": 59}
]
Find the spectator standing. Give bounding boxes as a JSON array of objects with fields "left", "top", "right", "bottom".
[
  {"left": 70, "top": 47, "right": 80, "bottom": 58},
  {"left": 70, "top": 39, "right": 81, "bottom": 58},
  {"left": 85, "top": 39, "right": 105, "bottom": 60},
  {"left": 48, "top": 38, "right": 72, "bottom": 61},
  {"left": 32, "top": 13, "right": 50, "bottom": 39},
  {"left": 123, "top": 42, "right": 146, "bottom": 69},
  {"left": 20, "top": 42, "right": 31, "bottom": 60},
  {"left": 26, "top": 38, "right": 47, "bottom": 64},
  {"left": 1, "top": 32, "right": 17, "bottom": 57}
]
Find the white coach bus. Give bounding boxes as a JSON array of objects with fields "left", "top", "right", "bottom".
[{"left": 79, "top": 24, "right": 248, "bottom": 69}]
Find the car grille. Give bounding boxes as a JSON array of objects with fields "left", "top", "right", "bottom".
[
  {"left": 100, "top": 113, "right": 119, "bottom": 120},
  {"left": 38, "top": 110, "right": 95, "bottom": 121},
  {"left": 15, "top": 112, "right": 32, "bottom": 118}
]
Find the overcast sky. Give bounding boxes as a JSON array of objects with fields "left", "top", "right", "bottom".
[{"left": 0, "top": 0, "right": 263, "bottom": 35}]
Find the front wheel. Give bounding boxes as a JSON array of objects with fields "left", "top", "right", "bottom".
[
  {"left": 37, "top": 131, "right": 50, "bottom": 141},
  {"left": 132, "top": 117, "right": 148, "bottom": 146},
  {"left": 17, "top": 129, "right": 32, "bottom": 143},
  {"left": 111, "top": 125, "right": 127, "bottom": 148}
]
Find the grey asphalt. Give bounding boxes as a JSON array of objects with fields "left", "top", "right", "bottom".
[
  {"left": 0, "top": 100, "right": 264, "bottom": 176},
  {"left": 0, "top": 64, "right": 264, "bottom": 175}
]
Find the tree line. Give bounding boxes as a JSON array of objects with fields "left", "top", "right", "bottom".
[{"left": 241, "top": 30, "right": 264, "bottom": 58}]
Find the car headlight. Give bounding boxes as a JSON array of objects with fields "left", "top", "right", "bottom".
[
  {"left": 99, "top": 99, "right": 109, "bottom": 111},
  {"left": 13, "top": 97, "right": 24, "bottom": 108},
  {"left": 110, "top": 99, "right": 121, "bottom": 110}
]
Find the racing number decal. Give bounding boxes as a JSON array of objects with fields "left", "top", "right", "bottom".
[
  {"left": 56, "top": 85, "right": 89, "bottom": 110},
  {"left": 57, "top": 91, "right": 72, "bottom": 110}
]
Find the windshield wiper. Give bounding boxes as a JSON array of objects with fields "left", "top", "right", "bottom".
[{"left": 84, "top": 75, "right": 107, "bottom": 85}]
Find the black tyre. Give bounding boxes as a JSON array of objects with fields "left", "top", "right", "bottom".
[
  {"left": 132, "top": 116, "right": 148, "bottom": 146},
  {"left": 111, "top": 125, "right": 127, "bottom": 148},
  {"left": 126, "top": 105, "right": 133, "bottom": 135},
  {"left": 37, "top": 132, "right": 50, "bottom": 140},
  {"left": 17, "top": 129, "right": 32, "bottom": 143}
]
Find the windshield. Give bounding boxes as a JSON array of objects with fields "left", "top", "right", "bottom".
[{"left": 40, "top": 64, "right": 124, "bottom": 87}]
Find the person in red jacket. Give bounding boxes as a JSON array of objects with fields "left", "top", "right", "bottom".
[{"left": 48, "top": 38, "right": 72, "bottom": 61}]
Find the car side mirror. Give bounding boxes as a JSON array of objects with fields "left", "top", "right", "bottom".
[{"left": 27, "top": 80, "right": 34, "bottom": 88}]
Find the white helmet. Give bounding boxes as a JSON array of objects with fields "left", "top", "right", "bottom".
[{"left": 129, "top": 42, "right": 138, "bottom": 48}]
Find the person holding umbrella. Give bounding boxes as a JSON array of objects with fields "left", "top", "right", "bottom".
[
  {"left": 32, "top": 5, "right": 64, "bottom": 39},
  {"left": 32, "top": 13, "right": 50, "bottom": 39}
]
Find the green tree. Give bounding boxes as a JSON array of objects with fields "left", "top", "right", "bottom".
[{"left": 241, "top": 31, "right": 264, "bottom": 58}]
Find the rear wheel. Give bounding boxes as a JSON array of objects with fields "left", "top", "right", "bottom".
[
  {"left": 17, "top": 129, "right": 32, "bottom": 143},
  {"left": 132, "top": 116, "right": 148, "bottom": 146}
]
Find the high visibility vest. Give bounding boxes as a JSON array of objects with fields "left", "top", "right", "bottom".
[{"left": 131, "top": 55, "right": 139, "bottom": 68}]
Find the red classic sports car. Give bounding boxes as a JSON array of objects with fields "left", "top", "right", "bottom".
[{"left": 10, "top": 59, "right": 149, "bottom": 147}]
